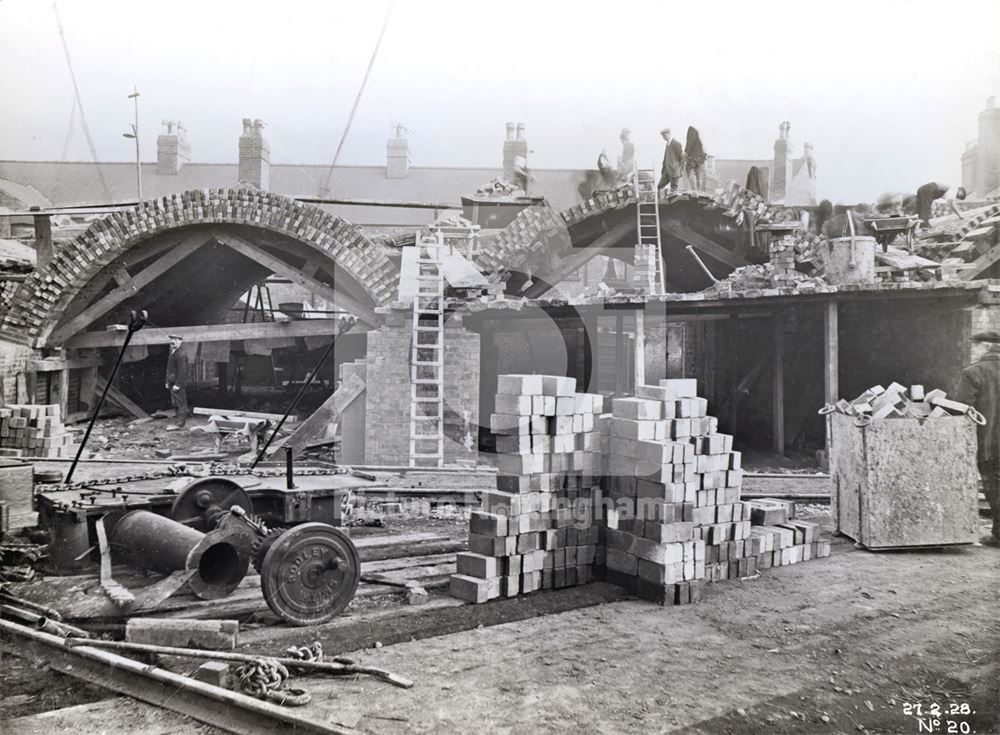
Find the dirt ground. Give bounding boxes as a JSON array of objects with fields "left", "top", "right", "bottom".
[{"left": 4, "top": 508, "right": 998, "bottom": 734}]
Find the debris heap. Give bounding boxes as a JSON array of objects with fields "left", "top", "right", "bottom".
[
  {"left": 450, "top": 374, "right": 604, "bottom": 603},
  {"left": 823, "top": 382, "right": 973, "bottom": 420}
]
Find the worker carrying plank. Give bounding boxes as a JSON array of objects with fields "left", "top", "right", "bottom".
[
  {"left": 165, "top": 334, "right": 190, "bottom": 430},
  {"left": 956, "top": 330, "right": 1000, "bottom": 546}
]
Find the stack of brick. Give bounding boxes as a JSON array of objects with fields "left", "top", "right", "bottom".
[
  {"left": 769, "top": 235, "right": 798, "bottom": 288},
  {"left": 450, "top": 374, "right": 604, "bottom": 603},
  {"left": 0, "top": 404, "right": 73, "bottom": 458},
  {"left": 632, "top": 243, "right": 660, "bottom": 293},
  {"left": 602, "top": 379, "right": 827, "bottom": 605},
  {"left": 746, "top": 497, "right": 830, "bottom": 570}
]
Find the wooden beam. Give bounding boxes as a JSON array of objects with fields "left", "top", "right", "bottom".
[
  {"left": 29, "top": 356, "right": 105, "bottom": 372},
  {"left": 961, "top": 241, "right": 1000, "bottom": 281},
  {"left": 267, "top": 372, "right": 366, "bottom": 457},
  {"left": 823, "top": 300, "right": 839, "bottom": 406},
  {"left": 525, "top": 221, "right": 635, "bottom": 298},
  {"left": 67, "top": 319, "right": 346, "bottom": 349},
  {"left": 212, "top": 231, "right": 380, "bottom": 327},
  {"left": 46, "top": 234, "right": 210, "bottom": 347},
  {"left": 633, "top": 308, "right": 646, "bottom": 387},
  {"left": 772, "top": 317, "right": 785, "bottom": 456},
  {"left": 95, "top": 377, "right": 150, "bottom": 420},
  {"left": 662, "top": 221, "right": 748, "bottom": 269},
  {"left": 823, "top": 300, "right": 839, "bottom": 453}
]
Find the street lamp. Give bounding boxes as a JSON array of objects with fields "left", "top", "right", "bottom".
[{"left": 123, "top": 87, "right": 141, "bottom": 200}]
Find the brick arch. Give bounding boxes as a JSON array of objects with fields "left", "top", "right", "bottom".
[
  {"left": 1, "top": 188, "right": 399, "bottom": 346},
  {"left": 476, "top": 185, "right": 780, "bottom": 295}
]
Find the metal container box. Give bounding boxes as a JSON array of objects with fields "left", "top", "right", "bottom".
[{"left": 830, "top": 413, "right": 980, "bottom": 548}]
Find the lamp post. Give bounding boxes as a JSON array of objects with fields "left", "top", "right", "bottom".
[{"left": 123, "top": 87, "right": 141, "bottom": 200}]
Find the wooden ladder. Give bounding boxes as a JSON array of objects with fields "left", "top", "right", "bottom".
[
  {"left": 409, "top": 232, "right": 445, "bottom": 468},
  {"left": 634, "top": 165, "right": 666, "bottom": 295}
]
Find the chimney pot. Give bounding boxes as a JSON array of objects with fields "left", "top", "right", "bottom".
[
  {"left": 516, "top": 123, "right": 526, "bottom": 141},
  {"left": 988, "top": 96, "right": 997, "bottom": 109},
  {"left": 506, "top": 122, "right": 515, "bottom": 141}
]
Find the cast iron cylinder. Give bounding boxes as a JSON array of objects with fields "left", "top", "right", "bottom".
[{"left": 110, "top": 510, "right": 249, "bottom": 600}]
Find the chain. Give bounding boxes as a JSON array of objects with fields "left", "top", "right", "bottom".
[
  {"left": 35, "top": 463, "right": 357, "bottom": 494},
  {"left": 231, "top": 657, "right": 311, "bottom": 707},
  {"left": 284, "top": 641, "right": 323, "bottom": 665}
]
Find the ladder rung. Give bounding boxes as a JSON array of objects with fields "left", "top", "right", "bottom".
[
  {"left": 415, "top": 326, "right": 442, "bottom": 331},
  {"left": 412, "top": 378, "right": 441, "bottom": 385}
]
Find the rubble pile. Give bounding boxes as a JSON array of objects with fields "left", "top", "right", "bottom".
[{"left": 823, "top": 382, "right": 973, "bottom": 420}]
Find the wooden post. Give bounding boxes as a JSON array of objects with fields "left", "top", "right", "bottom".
[
  {"left": 824, "top": 300, "right": 839, "bottom": 449},
  {"left": 633, "top": 308, "right": 645, "bottom": 388},
  {"left": 614, "top": 313, "right": 625, "bottom": 396},
  {"left": 31, "top": 210, "right": 54, "bottom": 270},
  {"left": 772, "top": 316, "right": 785, "bottom": 456}
]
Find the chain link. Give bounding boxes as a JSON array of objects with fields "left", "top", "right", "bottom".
[
  {"left": 231, "top": 657, "right": 311, "bottom": 707},
  {"left": 35, "top": 463, "right": 355, "bottom": 494}
]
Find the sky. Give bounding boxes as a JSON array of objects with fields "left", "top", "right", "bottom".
[{"left": 1, "top": 0, "right": 999, "bottom": 203}]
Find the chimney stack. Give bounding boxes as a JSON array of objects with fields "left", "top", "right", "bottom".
[
  {"left": 386, "top": 123, "right": 410, "bottom": 178},
  {"left": 238, "top": 118, "right": 270, "bottom": 189},
  {"left": 772, "top": 121, "right": 794, "bottom": 203},
  {"left": 156, "top": 120, "right": 190, "bottom": 175},
  {"left": 503, "top": 121, "right": 528, "bottom": 182}
]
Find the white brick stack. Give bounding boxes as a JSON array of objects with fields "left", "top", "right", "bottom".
[
  {"left": 450, "top": 374, "right": 604, "bottom": 603},
  {"left": 0, "top": 404, "right": 74, "bottom": 458}
]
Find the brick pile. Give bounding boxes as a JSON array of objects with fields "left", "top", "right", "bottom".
[
  {"left": 824, "top": 382, "right": 972, "bottom": 420},
  {"left": 602, "top": 378, "right": 828, "bottom": 605},
  {"left": 0, "top": 404, "right": 74, "bottom": 458},
  {"left": 632, "top": 243, "right": 661, "bottom": 293},
  {"left": 449, "top": 374, "right": 604, "bottom": 603},
  {"left": 769, "top": 235, "right": 798, "bottom": 288}
]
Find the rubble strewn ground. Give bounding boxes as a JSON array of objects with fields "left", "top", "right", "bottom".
[{"left": 4, "top": 507, "right": 996, "bottom": 734}]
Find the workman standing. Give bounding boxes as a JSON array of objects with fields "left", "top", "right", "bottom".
[
  {"left": 658, "top": 127, "right": 684, "bottom": 194},
  {"left": 956, "top": 330, "right": 1000, "bottom": 546},
  {"left": 165, "top": 334, "right": 190, "bottom": 430}
]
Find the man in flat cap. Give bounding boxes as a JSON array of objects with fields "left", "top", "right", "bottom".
[
  {"left": 165, "top": 334, "right": 189, "bottom": 431},
  {"left": 658, "top": 127, "right": 685, "bottom": 195},
  {"left": 957, "top": 330, "right": 1000, "bottom": 545}
]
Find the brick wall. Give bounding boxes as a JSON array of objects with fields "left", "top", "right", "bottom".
[{"left": 364, "top": 312, "right": 480, "bottom": 464}]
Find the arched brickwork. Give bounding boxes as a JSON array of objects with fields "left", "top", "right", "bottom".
[
  {"left": 0, "top": 188, "right": 398, "bottom": 346},
  {"left": 477, "top": 185, "right": 783, "bottom": 292}
]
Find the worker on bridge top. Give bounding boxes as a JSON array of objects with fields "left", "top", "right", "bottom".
[
  {"left": 658, "top": 127, "right": 684, "bottom": 195},
  {"left": 684, "top": 126, "right": 708, "bottom": 193},
  {"left": 956, "top": 330, "right": 1000, "bottom": 546}
]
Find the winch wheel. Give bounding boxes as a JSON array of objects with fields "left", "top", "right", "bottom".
[{"left": 260, "top": 523, "right": 360, "bottom": 626}]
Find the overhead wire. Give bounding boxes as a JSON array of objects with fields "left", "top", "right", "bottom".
[
  {"left": 318, "top": 2, "right": 394, "bottom": 196},
  {"left": 52, "top": 1, "right": 113, "bottom": 201}
]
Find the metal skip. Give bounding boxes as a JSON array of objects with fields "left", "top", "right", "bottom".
[{"left": 110, "top": 510, "right": 250, "bottom": 600}]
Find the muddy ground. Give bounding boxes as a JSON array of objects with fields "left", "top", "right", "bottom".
[{"left": 4, "top": 505, "right": 998, "bottom": 734}]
